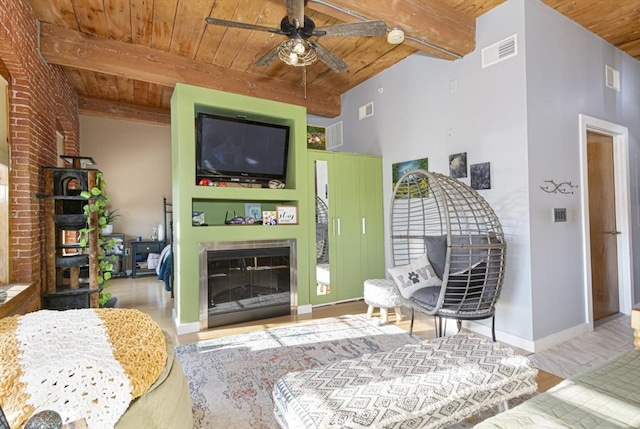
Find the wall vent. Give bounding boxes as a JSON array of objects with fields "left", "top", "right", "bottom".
[
  {"left": 326, "top": 121, "right": 343, "bottom": 150},
  {"left": 482, "top": 34, "right": 517, "bottom": 69},
  {"left": 358, "top": 102, "right": 374, "bottom": 120},
  {"left": 605, "top": 65, "right": 620, "bottom": 91}
]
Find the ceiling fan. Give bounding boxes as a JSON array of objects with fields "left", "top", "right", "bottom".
[{"left": 205, "top": 0, "right": 387, "bottom": 72}]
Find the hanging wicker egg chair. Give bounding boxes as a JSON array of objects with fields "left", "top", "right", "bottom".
[{"left": 390, "top": 170, "right": 507, "bottom": 340}]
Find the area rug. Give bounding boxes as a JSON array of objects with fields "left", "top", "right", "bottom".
[{"left": 174, "top": 314, "right": 533, "bottom": 428}]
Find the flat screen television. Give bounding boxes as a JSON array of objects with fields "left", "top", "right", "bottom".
[{"left": 196, "top": 112, "right": 290, "bottom": 185}]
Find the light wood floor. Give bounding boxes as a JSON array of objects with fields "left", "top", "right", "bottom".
[{"left": 110, "top": 277, "right": 564, "bottom": 392}]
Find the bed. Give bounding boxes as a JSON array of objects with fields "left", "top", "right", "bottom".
[
  {"left": 0, "top": 308, "right": 193, "bottom": 429},
  {"left": 475, "top": 309, "right": 640, "bottom": 428}
]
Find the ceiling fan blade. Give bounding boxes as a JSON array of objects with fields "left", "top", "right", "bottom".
[
  {"left": 255, "top": 44, "right": 282, "bottom": 67},
  {"left": 314, "top": 20, "right": 387, "bottom": 38},
  {"left": 205, "top": 17, "right": 280, "bottom": 34},
  {"left": 284, "top": 0, "right": 305, "bottom": 29},
  {"left": 311, "top": 41, "right": 348, "bottom": 73}
]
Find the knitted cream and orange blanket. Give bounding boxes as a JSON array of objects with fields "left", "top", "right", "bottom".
[{"left": 0, "top": 308, "right": 167, "bottom": 429}]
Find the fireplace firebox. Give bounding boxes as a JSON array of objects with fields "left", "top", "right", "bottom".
[{"left": 199, "top": 240, "right": 296, "bottom": 328}]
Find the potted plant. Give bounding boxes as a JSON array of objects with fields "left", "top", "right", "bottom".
[
  {"left": 79, "top": 172, "right": 118, "bottom": 308},
  {"left": 102, "top": 209, "right": 121, "bottom": 235}
]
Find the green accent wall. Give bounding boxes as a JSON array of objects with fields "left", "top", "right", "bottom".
[{"left": 171, "top": 83, "right": 310, "bottom": 327}]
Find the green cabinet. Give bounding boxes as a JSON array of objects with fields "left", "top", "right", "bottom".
[{"left": 309, "top": 151, "right": 384, "bottom": 305}]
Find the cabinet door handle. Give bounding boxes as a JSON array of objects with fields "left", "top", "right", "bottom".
[
  {"left": 337, "top": 218, "right": 341, "bottom": 236},
  {"left": 362, "top": 217, "right": 366, "bottom": 235}
]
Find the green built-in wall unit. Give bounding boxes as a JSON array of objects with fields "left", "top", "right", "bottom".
[
  {"left": 308, "top": 150, "right": 385, "bottom": 306},
  {"left": 170, "top": 83, "right": 310, "bottom": 332}
]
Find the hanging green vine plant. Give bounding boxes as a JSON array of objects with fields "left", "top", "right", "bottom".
[{"left": 79, "top": 172, "right": 117, "bottom": 307}]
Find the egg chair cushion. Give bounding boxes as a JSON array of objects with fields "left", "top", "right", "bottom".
[
  {"left": 411, "top": 261, "right": 488, "bottom": 312},
  {"left": 424, "top": 235, "right": 448, "bottom": 279},
  {"left": 410, "top": 286, "right": 440, "bottom": 308},
  {"left": 424, "top": 235, "right": 495, "bottom": 279},
  {"left": 387, "top": 254, "right": 442, "bottom": 299}
]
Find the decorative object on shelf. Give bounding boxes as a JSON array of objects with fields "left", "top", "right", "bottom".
[
  {"left": 276, "top": 206, "right": 298, "bottom": 225},
  {"left": 268, "top": 179, "right": 285, "bottom": 189},
  {"left": 392, "top": 157, "right": 428, "bottom": 198},
  {"left": 540, "top": 180, "right": 578, "bottom": 194},
  {"left": 224, "top": 211, "right": 246, "bottom": 225},
  {"left": 192, "top": 211, "right": 205, "bottom": 226},
  {"left": 102, "top": 209, "right": 120, "bottom": 235},
  {"left": 263, "top": 211, "right": 277, "bottom": 225},
  {"left": 449, "top": 152, "right": 468, "bottom": 178},
  {"left": 157, "top": 223, "right": 165, "bottom": 241},
  {"left": 245, "top": 203, "right": 262, "bottom": 221},
  {"left": 307, "top": 125, "right": 326, "bottom": 150},
  {"left": 470, "top": 162, "right": 491, "bottom": 190}
]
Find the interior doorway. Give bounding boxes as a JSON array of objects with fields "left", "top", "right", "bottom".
[
  {"left": 579, "top": 114, "right": 634, "bottom": 329},
  {"left": 586, "top": 131, "right": 619, "bottom": 321}
]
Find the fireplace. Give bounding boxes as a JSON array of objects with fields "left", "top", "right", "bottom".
[{"left": 199, "top": 240, "right": 297, "bottom": 329}]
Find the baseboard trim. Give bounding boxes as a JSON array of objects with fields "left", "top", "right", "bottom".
[
  {"left": 531, "top": 322, "right": 590, "bottom": 353},
  {"left": 297, "top": 304, "right": 313, "bottom": 314},
  {"left": 173, "top": 308, "right": 200, "bottom": 335},
  {"left": 463, "top": 321, "right": 536, "bottom": 353},
  {"left": 464, "top": 320, "right": 590, "bottom": 353}
]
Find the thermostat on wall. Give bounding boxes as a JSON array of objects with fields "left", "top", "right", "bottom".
[{"left": 553, "top": 208, "right": 567, "bottom": 222}]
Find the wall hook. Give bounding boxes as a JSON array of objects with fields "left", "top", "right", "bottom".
[{"left": 540, "top": 180, "right": 578, "bottom": 194}]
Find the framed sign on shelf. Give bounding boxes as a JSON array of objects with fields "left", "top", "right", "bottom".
[{"left": 276, "top": 205, "right": 298, "bottom": 225}]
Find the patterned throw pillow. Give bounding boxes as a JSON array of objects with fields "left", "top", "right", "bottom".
[{"left": 388, "top": 254, "right": 442, "bottom": 299}]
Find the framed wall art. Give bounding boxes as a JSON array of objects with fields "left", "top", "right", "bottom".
[
  {"left": 306, "top": 125, "right": 326, "bottom": 150},
  {"left": 392, "top": 157, "right": 429, "bottom": 198},
  {"left": 470, "top": 162, "right": 491, "bottom": 190},
  {"left": 276, "top": 205, "right": 298, "bottom": 224},
  {"left": 449, "top": 152, "right": 468, "bottom": 178}
]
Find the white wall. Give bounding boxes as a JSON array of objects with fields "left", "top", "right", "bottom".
[
  {"left": 332, "top": 1, "right": 534, "bottom": 341},
  {"left": 332, "top": 0, "right": 640, "bottom": 346},
  {"left": 80, "top": 116, "right": 172, "bottom": 267},
  {"left": 524, "top": 0, "right": 640, "bottom": 337}
]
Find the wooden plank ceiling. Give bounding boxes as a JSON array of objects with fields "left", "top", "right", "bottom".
[{"left": 27, "top": 0, "right": 640, "bottom": 123}]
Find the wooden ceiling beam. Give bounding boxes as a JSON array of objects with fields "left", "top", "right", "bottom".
[
  {"left": 39, "top": 23, "right": 342, "bottom": 117},
  {"left": 78, "top": 95, "right": 171, "bottom": 125},
  {"left": 307, "top": 0, "right": 476, "bottom": 59}
]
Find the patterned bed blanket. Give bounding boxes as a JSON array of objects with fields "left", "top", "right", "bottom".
[
  {"left": 474, "top": 349, "right": 640, "bottom": 428},
  {"left": 0, "top": 308, "right": 167, "bottom": 429},
  {"left": 273, "top": 333, "right": 538, "bottom": 429}
]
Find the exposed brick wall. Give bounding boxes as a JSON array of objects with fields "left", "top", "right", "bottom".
[{"left": 0, "top": 0, "right": 79, "bottom": 293}]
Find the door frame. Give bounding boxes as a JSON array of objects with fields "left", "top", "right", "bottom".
[{"left": 579, "top": 114, "right": 634, "bottom": 330}]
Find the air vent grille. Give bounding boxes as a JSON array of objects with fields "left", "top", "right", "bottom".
[
  {"left": 482, "top": 34, "right": 517, "bottom": 69},
  {"left": 358, "top": 102, "right": 374, "bottom": 120},
  {"left": 326, "top": 121, "right": 343, "bottom": 150},
  {"left": 605, "top": 65, "right": 620, "bottom": 91}
]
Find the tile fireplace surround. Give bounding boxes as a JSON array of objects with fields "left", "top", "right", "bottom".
[{"left": 198, "top": 240, "right": 297, "bottom": 329}]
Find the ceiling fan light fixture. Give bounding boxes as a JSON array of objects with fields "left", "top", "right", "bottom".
[
  {"left": 278, "top": 38, "right": 318, "bottom": 67},
  {"left": 387, "top": 28, "right": 405, "bottom": 45}
]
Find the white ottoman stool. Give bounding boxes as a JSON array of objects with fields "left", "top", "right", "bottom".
[{"left": 364, "top": 278, "right": 405, "bottom": 323}]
